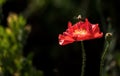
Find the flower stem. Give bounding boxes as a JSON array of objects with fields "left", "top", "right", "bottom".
[
  {"left": 81, "top": 41, "right": 86, "bottom": 76},
  {"left": 100, "top": 42, "right": 110, "bottom": 76}
]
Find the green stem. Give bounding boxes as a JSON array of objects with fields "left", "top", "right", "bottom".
[
  {"left": 100, "top": 42, "right": 110, "bottom": 76},
  {"left": 81, "top": 41, "right": 86, "bottom": 76}
]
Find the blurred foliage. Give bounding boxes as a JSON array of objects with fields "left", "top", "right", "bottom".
[
  {"left": 0, "top": 0, "right": 5, "bottom": 5},
  {"left": 0, "top": 13, "right": 43, "bottom": 76}
]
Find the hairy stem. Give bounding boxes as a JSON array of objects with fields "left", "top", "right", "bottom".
[
  {"left": 81, "top": 41, "right": 86, "bottom": 76},
  {"left": 100, "top": 42, "right": 110, "bottom": 76}
]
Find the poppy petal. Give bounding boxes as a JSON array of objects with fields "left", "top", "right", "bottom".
[{"left": 58, "top": 34, "right": 75, "bottom": 45}]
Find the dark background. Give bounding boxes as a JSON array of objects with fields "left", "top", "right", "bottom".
[{"left": 1, "top": 0, "right": 120, "bottom": 76}]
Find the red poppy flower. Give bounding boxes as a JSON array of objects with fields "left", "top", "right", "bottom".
[{"left": 58, "top": 18, "right": 103, "bottom": 45}]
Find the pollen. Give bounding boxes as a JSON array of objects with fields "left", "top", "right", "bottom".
[{"left": 73, "top": 29, "right": 87, "bottom": 35}]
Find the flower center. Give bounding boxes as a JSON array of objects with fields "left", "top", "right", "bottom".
[{"left": 73, "top": 29, "right": 87, "bottom": 35}]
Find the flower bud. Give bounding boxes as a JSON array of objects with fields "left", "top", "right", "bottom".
[{"left": 105, "top": 33, "right": 112, "bottom": 43}]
